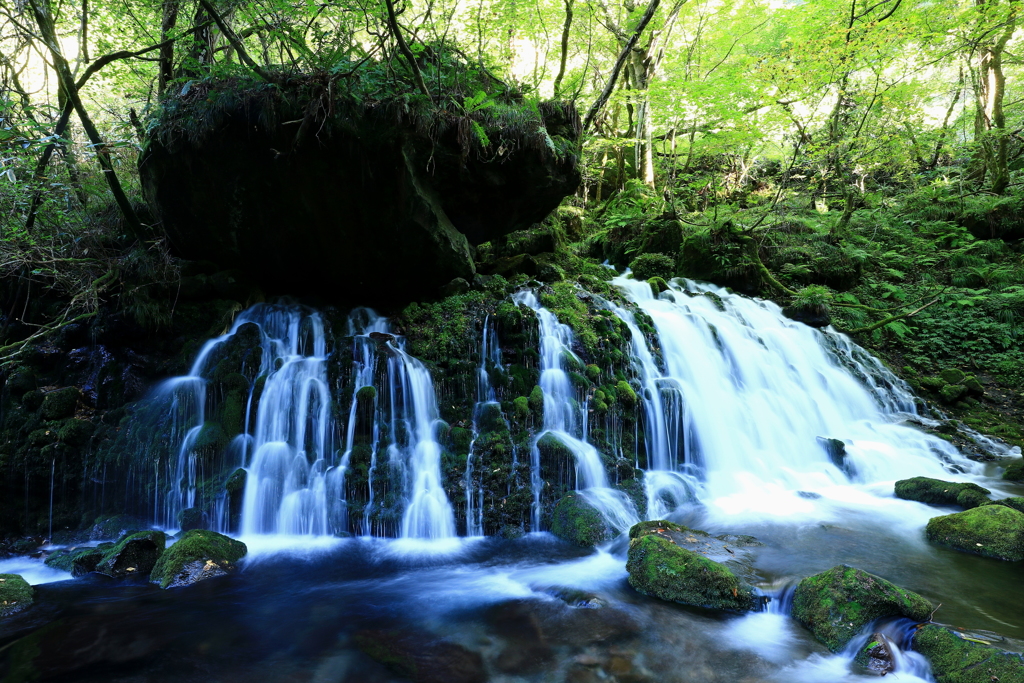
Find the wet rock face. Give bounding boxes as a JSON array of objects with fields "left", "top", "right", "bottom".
[
  {"left": 140, "top": 81, "right": 580, "bottom": 305},
  {"left": 925, "top": 504, "right": 1024, "bottom": 561},
  {"left": 791, "top": 564, "right": 933, "bottom": 652}
]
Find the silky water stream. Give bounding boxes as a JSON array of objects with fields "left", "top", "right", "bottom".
[{"left": 1, "top": 280, "right": 1022, "bottom": 683}]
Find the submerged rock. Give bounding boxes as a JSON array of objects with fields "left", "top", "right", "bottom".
[
  {"left": 913, "top": 623, "right": 1024, "bottom": 683},
  {"left": 354, "top": 629, "right": 486, "bottom": 683},
  {"left": 550, "top": 493, "right": 614, "bottom": 547},
  {"left": 925, "top": 505, "right": 1024, "bottom": 561},
  {"left": 791, "top": 565, "right": 933, "bottom": 652},
  {"left": 150, "top": 529, "right": 247, "bottom": 588},
  {"left": 94, "top": 530, "right": 167, "bottom": 579},
  {"left": 894, "top": 477, "right": 991, "bottom": 509},
  {"left": 626, "top": 522, "right": 763, "bottom": 613},
  {"left": 0, "top": 573, "right": 34, "bottom": 617}
]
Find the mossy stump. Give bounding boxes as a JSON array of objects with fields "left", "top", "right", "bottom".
[
  {"left": 894, "top": 477, "right": 991, "bottom": 509},
  {"left": 913, "top": 624, "right": 1024, "bottom": 683},
  {"left": 151, "top": 530, "right": 247, "bottom": 589},
  {"left": 925, "top": 505, "right": 1024, "bottom": 561},
  {"left": 625, "top": 533, "right": 762, "bottom": 612},
  {"left": 0, "top": 574, "right": 34, "bottom": 617},
  {"left": 791, "top": 565, "right": 933, "bottom": 652}
]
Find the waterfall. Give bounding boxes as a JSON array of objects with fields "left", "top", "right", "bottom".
[
  {"left": 513, "top": 291, "right": 639, "bottom": 533},
  {"left": 611, "top": 275, "right": 981, "bottom": 522},
  {"left": 466, "top": 315, "right": 504, "bottom": 537}
]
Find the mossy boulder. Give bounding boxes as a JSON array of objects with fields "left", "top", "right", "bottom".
[
  {"left": 939, "top": 368, "right": 967, "bottom": 385},
  {"left": 44, "top": 546, "right": 107, "bottom": 577},
  {"left": 925, "top": 505, "right": 1024, "bottom": 561},
  {"left": 550, "top": 493, "right": 613, "bottom": 547},
  {"left": 151, "top": 530, "right": 247, "bottom": 589},
  {"left": 628, "top": 520, "right": 691, "bottom": 539},
  {"left": 894, "top": 477, "right": 991, "bottom": 509},
  {"left": 629, "top": 253, "right": 675, "bottom": 281},
  {"left": 791, "top": 565, "right": 933, "bottom": 652},
  {"left": 94, "top": 530, "right": 167, "bottom": 579},
  {"left": 940, "top": 384, "right": 968, "bottom": 404},
  {"left": 913, "top": 624, "right": 1024, "bottom": 683},
  {"left": 0, "top": 574, "right": 34, "bottom": 617},
  {"left": 40, "top": 387, "right": 80, "bottom": 420},
  {"left": 88, "top": 514, "right": 145, "bottom": 540},
  {"left": 1004, "top": 458, "right": 1024, "bottom": 481},
  {"left": 986, "top": 497, "right": 1024, "bottom": 514},
  {"left": 625, "top": 533, "right": 762, "bottom": 612}
]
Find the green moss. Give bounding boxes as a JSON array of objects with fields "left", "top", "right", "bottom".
[
  {"left": 528, "top": 385, "right": 545, "bottom": 417},
  {"left": 540, "top": 281, "right": 600, "bottom": 355},
  {"left": 616, "top": 380, "right": 637, "bottom": 407},
  {"left": 512, "top": 396, "right": 530, "bottom": 421},
  {"left": 550, "top": 493, "right": 612, "bottom": 547},
  {"left": 356, "top": 385, "right": 377, "bottom": 403},
  {"left": 43, "top": 546, "right": 105, "bottom": 576},
  {"left": 894, "top": 477, "right": 991, "bottom": 509},
  {"left": 21, "top": 390, "right": 44, "bottom": 411},
  {"left": 940, "top": 384, "right": 968, "bottom": 403},
  {"left": 629, "top": 253, "right": 675, "bottom": 281},
  {"left": 920, "top": 376, "right": 946, "bottom": 391},
  {"left": 939, "top": 368, "right": 967, "bottom": 385},
  {"left": 791, "top": 565, "right": 933, "bottom": 652},
  {"left": 628, "top": 519, "right": 696, "bottom": 539},
  {"left": 57, "top": 418, "right": 94, "bottom": 446},
  {"left": 913, "top": 624, "right": 1024, "bottom": 683},
  {"left": 151, "top": 529, "right": 247, "bottom": 589},
  {"left": 94, "top": 530, "right": 167, "bottom": 578},
  {"left": 647, "top": 277, "right": 669, "bottom": 295},
  {"left": 626, "top": 534, "right": 761, "bottom": 612},
  {"left": 585, "top": 364, "right": 601, "bottom": 382},
  {"left": 225, "top": 467, "right": 247, "bottom": 494},
  {"left": 194, "top": 421, "right": 229, "bottom": 454},
  {"left": 177, "top": 507, "right": 207, "bottom": 531},
  {"left": 0, "top": 574, "right": 34, "bottom": 617},
  {"left": 1004, "top": 458, "right": 1024, "bottom": 481},
  {"left": 40, "top": 387, "right": 80, "bottom": 420},
  {"left": 986, "top": 497, "right": 1024, "bottom": 514},
  {"left": 925, "top": 505, "right": 1024, "bottom": 561}
]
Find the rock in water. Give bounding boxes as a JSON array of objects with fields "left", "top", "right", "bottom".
[
  {"left": 894, "top": 477, "right": 992, "bottom": 509},
  {"left": 625, "top": 524, "right": 763, "bottom": 613},
  {"left": 354, "top": 629, "right": 486, "bottom": 683},
  {"left": 44, "top": 545, "right": 108, "bottom": 577},
  {"left": 1004, "top": 457, "right": 1024, "bottom": 481},
  {"left": 913, "top": 624, "right": 1024, "bottom": 683},
  {"left": 0, "top": 574, "right": 34, "bottom": 617},
  {"left": 791, "top": 565, "right": 933, "bottom": 652},
  {"left": 93, "top": 530, "right": 167, "bottom": 579},
  {"left": 550, "top": 493, "right": 614, "bottom": 547},
  {"left": 854, "top": 632, "right": 896, "bottom": 676},
  {"left": 150, "top": 530, "right": 247, "bottom": 588},
  {"left": 925, "top": 505, "right": 1024, "bottom": 561}
]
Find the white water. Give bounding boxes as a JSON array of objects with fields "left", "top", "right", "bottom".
[
  {"left": 611, "top": 275, "right": 987, "bottom": 527},
  {"left": 513, "top": 291, "right": 639, "bottom": 534},
  {"left": 466, "top": 315, "right": 505, "bottom": 537}
]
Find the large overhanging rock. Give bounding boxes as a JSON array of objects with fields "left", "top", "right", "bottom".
[{"left": 140, "top": 72, "right": 581, "bottom": 304}]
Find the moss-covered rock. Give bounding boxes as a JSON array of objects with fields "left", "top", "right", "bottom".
[
  {"left": 94, "top": 530, "right": 167, "bottom": 579},
  {"left": 894, "top": 477, "right": 991, "bottom": 509},
  {"left": 791, "top": 565, "right": 933, "bottom": 652},
  {"left": 626, "top": 533, "right": 762, "bottom": 612},
  {"left": 925, "top": 505, "right": 1024, "bottom": 561},
  {"left": 629, "top": 253, "right": 675, "bottom": 281},
  {"left": 40, "top": 387, "right": 80, "bottom": 420},
  {"left": 939, "top": 368, "right": 967, "bottom": 385},
  {"left": 986, "top": 497, "right": 1024, "bottom": 514},
  {"left": 628, "top": 520, "right": 691, "bottom": 539},
  {"left": 0, "top": 573, "right": 34, "bottom": 617},
  {"left": 940, "top": 384, "right": 968, "bottom": 404},
  {"left": 913, "top": 624, "right": 1024, "bottom": 683},
  {"left": 1004, "top": 458, "right": 1024, "bottom": 481},
  {"left": 177, "top": 507, "right": 207, "bottom": 532},
  {"left": 150, "top": 529, "right": 246, "bottom": 588},
  {"left": 44, "top": 546, "right": 106, "bottom": 577},
  {"left": 550, "top": 493, "right": 613, "bottom": 547}
]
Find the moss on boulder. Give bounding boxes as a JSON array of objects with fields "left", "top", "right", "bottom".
[
  {"left": 925, "top": 505, "right": 1024, "bottom": 561},
  {"left": 550, "top": 493, "right": 613, "bottom": 547},
  {"left": 628, "top": 519, "right": 692, "bottom": 539},
  {"left": 44, "top": 546, "right": 107, "bottom": 576},
  {"left": 94, "top": 530, "right": 167, "bottom": 579},
  {"left": 913, "top": 624, "right": 1024, "bottom": 683},
  {"left": 1004, "top": 458, "right": 1024, "bottom": 481},
  {"left": 0, "top": 574, "right": 34, "bottom": 617},
  {"left": 40, "top": 387, "right": 80, "bottom": 420},
  {"left": 625, "top": 533, "right": 762, "bottom": 612},
  {"left": 791, "top": 565, "right": 933, "bottom": 652},
  {"left": 894, "top": 477, "right": 991, "bottom": 509},
  {"left": 151, "top": 529, "right": 247, "bottom": 588},
  {"left": 986, "top": 497, "right": 1024, "bottom": 514},
  {"left": 177, "top": 507, "right": 207, "bottom": 532}
]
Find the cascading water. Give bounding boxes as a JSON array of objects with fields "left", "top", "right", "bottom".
[
  {"left": 466, "top": 315, "right": 504, "bottom": 537},
  {"left": 513, "top": 291, "right": 639, "bottom": 533},
  {"left": 610, "top": 275, "right": 985, "bottom": 523}
]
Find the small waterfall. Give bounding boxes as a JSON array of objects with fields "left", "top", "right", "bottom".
[
  {"left": 611, "top": 275, "right": 981, "bottom": 521},
  {"left": 466, "top": 315, "right": 504, "bottom": 537},
  {"left": 513, "top": 290, "right": 639, "bottom": 533}
]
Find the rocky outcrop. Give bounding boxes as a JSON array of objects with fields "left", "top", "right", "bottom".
[
  {"left": 791, "top": 565, "right": 933, "bottom": 652},
  {"left": 894, "top": 477, "right": 991, "bottom": 509},
  {"left": 925, "top": 505, "right": 1024, "bottom": 561},
  {"left": 625, "top": 521, "right": 764, "bottom": 613},
  {"left": 140, "top": 71, "right": 580, "bottom": 305},
  {"left": 93, "top": 530, "right": 167, "bottom": 579},
  {"left": 150, "top": 530, "right": 246, "bottom": 588},
  {"left": 0, "top": 573, "right": 33, "bottom": 617},
  {"left": 914, "top": 624, "right": 1024, "bottom": 683}
]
